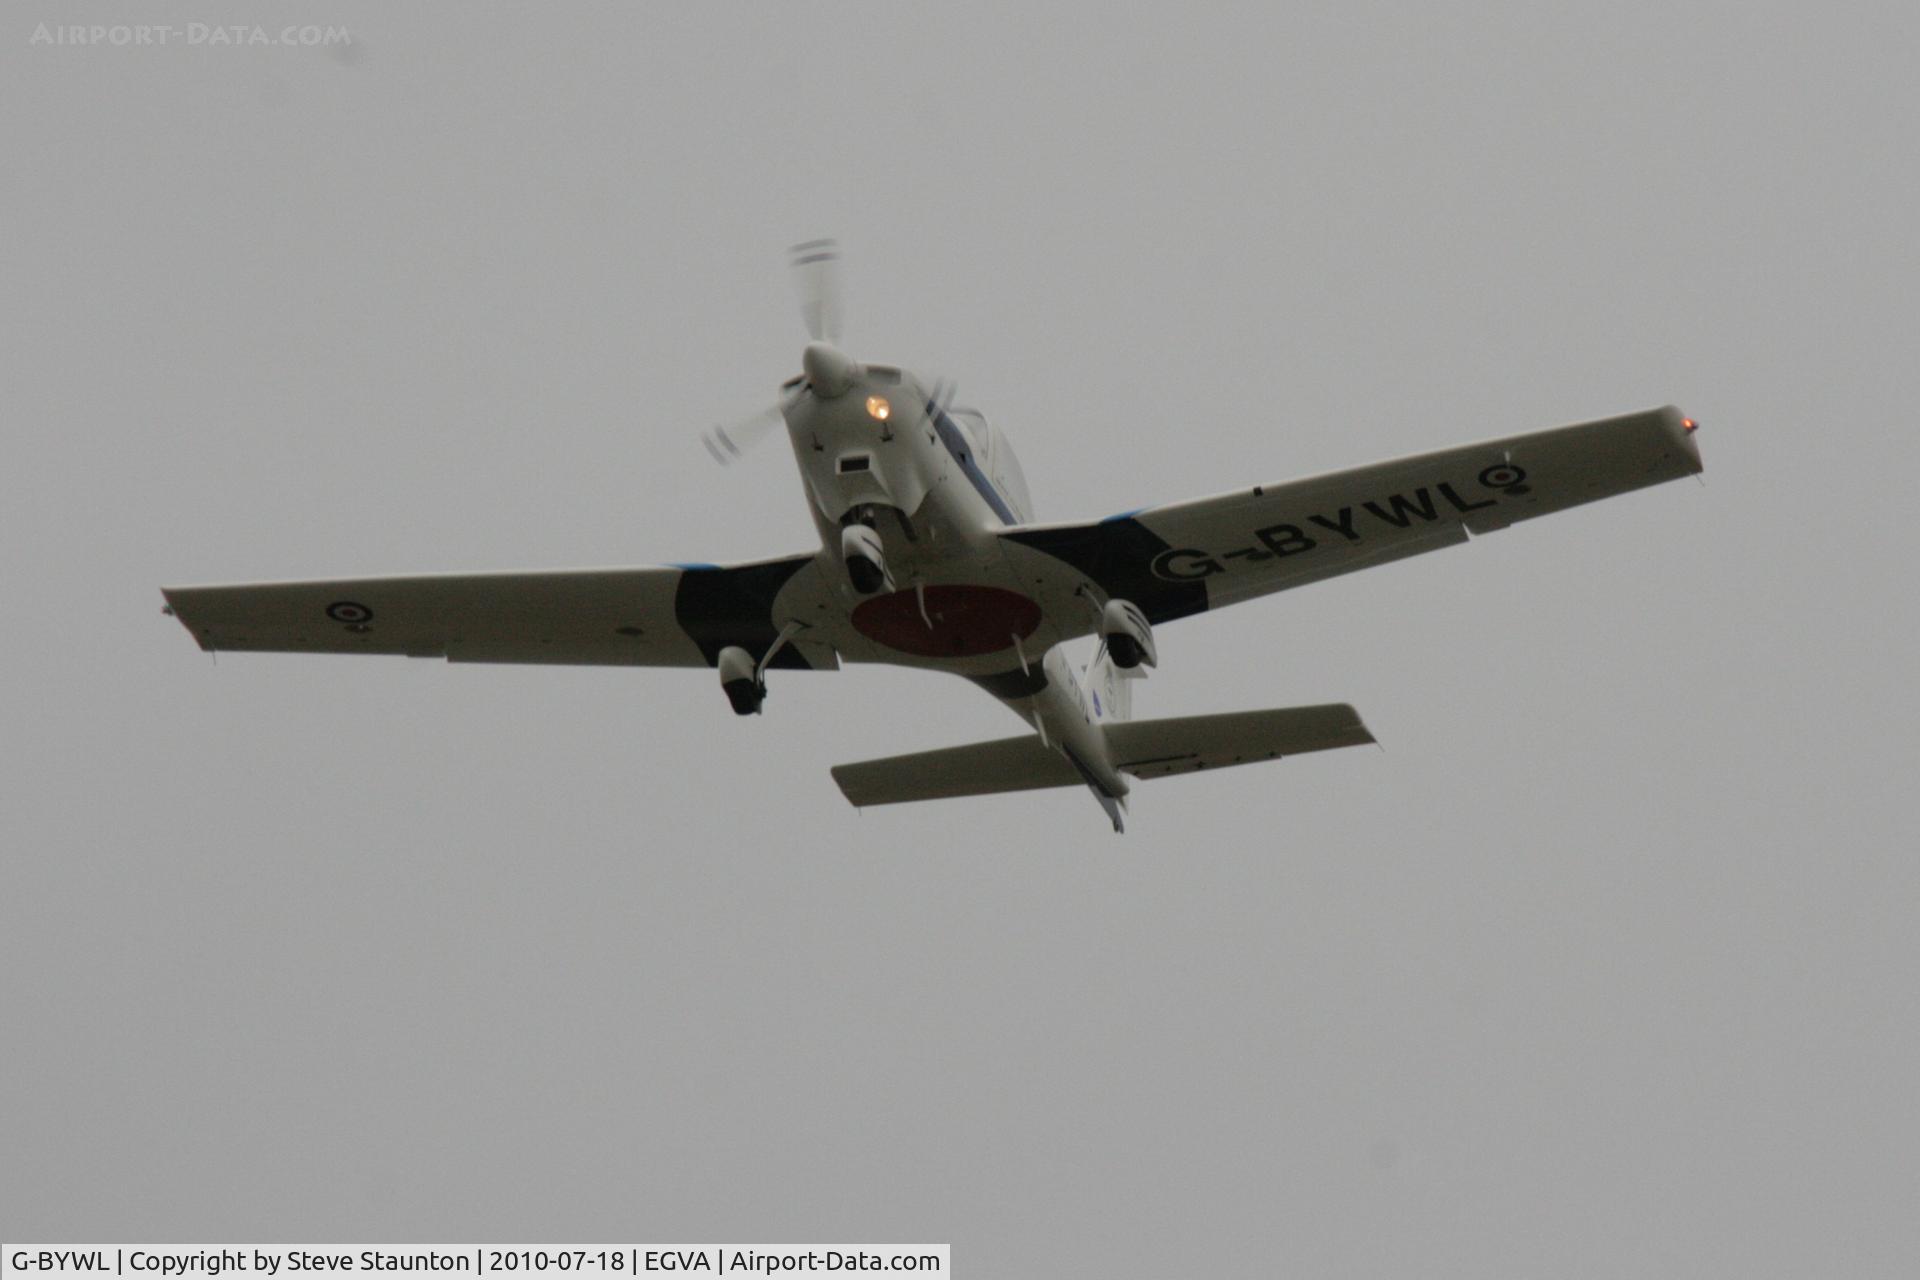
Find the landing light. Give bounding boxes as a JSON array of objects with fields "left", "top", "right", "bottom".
[
  {"left": 1682, "top": 417, "right": 1698, "bottom": 433},
  {"left": 866, "top": 395, "right": 891, "bottom": 422}
]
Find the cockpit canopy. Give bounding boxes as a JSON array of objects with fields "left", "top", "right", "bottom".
[{"left": 947, "top": 405, "right": 1033, "bottom": 524}]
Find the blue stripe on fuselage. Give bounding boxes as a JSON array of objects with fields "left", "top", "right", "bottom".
[{"left": 929, "top": 403, "right": 1017, "bottom": 525}]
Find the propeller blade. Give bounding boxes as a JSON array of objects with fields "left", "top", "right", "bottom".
[
  {"left": 788, "top": 238, "right": 844, "bottom": 344},
  {"left": 702, "top": 403, "right": 784, "bottom": 467}
]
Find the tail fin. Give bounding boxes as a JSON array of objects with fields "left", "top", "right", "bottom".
[{"left": 1085, "top": 643, "right": 1138, "bottom": 724}]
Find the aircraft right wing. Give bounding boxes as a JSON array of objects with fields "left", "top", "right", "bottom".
[{"left": 1001, "top": 405, "right": 1702, "bottom": 628}]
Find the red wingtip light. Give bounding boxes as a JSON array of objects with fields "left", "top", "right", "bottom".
[{"left": 1681, "top": 417, "right": 1698, "bottom": 433}]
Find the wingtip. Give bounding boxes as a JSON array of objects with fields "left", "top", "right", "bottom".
[
  {"left": 158, "top": 587, "right": 213, "bottom": 650},
  {"left": 1661, "top": 404, "right": 1705, "bottom": 475},
  {"left": 1335, "top": 702, "right": 1377, "bottom": 747}
]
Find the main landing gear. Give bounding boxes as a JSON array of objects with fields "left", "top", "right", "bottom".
[
  {"left": 718, "top": 645, "right": 764, "bottom": 715},
  {"left": 1098, "top": 597, "right": 1158, "bottom": 670},
  {"left": 717, "top": 621, "right": 805, "bottom": 716}
]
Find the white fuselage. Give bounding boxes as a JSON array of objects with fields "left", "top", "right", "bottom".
[{"left": 781, "top": 352, "right": 1130, "bottom": 802}]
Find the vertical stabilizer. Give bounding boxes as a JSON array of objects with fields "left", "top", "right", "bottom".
[{"left": 1085, "top": 643, "right": 1136, "bottom": 725}]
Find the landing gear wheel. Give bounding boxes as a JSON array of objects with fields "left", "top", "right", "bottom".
[
  {"left": 717, "top": 644, "right": 765, "bottom": 715},
  {"left": 723, "top": 676, "right": 765, "bottom": 716},
  {"left": 846, "top": 555, "right": 886, "bottom": 595},
  {"left": 841, "top": 523, "right": 889, "bottom": 595}
]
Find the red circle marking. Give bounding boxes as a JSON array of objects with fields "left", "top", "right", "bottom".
[{"left": 851, "top": 585, "right": 1043, "bottom": 658}]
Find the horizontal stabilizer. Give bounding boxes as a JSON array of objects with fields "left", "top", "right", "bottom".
[
  {"left": 831, "top": 702, "right": 1373, "bottom": 809},
  {"left": 832, "top": 734, "right": 1081, "bottom": 807},
  {"left": 1108, "top": 703, "right": 1373, "bottom": 779}
]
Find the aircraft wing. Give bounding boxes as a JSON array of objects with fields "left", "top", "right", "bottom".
[
  {"left": 161, "top": 553, "right": 839, "bottom": 669},
  {"left": 1002, "top": 405, "right": 1702, "bottom": 627}
]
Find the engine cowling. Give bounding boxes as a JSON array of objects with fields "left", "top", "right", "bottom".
[{"left": 1100, "top": 598, "right": 1157, "bottom": 670}]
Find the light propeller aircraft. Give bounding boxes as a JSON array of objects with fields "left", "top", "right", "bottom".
[{"left": 163, "top": 241, "right": 1703, "bottom": 831}]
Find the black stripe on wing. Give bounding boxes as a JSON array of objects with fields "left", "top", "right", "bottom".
[
  {"left": 673, "top": 557, "right": 818, "bottom": 669},
  {"left": 1003, "top": 517, "right": 1208, "bottom": 625}
]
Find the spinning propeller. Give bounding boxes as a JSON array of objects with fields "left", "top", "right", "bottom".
[{"left": 702, "top": 239, "right": 854, "bottom": 467}]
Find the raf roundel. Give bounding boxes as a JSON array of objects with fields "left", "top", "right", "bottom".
[
  {"left": 1478, "top": 463, "right": 1530, "bottom": 495},
  {"left": 325, "top": 600, "right": 373, "bottom": 625}
]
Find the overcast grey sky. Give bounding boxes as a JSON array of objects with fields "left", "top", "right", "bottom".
[{"left": 5, "top": 2, "right": 1918, "bottom": 1274}]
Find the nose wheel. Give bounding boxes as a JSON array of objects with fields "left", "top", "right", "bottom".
[
  {"left": 841, "top": 523, "right": 891, "bottom": 595},
  {"left": 847, "top": 557, "right": 886, "bottom": 594}
]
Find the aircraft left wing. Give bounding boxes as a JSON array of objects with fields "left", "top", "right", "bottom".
[
  {"left": 1002, "top": 405, "right": 1702, "bottom": 628},
  {"left": 161, "top": 553, "right": 839, "bottom": 669}
]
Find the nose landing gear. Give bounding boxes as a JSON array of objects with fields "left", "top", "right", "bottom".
[{"left": 841, "top": 523, "right": 891, "bottom": 595}]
